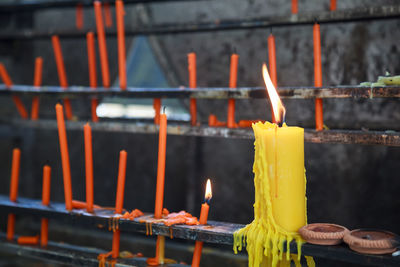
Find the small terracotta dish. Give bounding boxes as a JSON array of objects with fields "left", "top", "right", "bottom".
[
  {"left": 299, "top": 223, "right": 349, "bottom": 245},
  {"left": 343, "top": 229, "right": 398, "bottom": 255}
]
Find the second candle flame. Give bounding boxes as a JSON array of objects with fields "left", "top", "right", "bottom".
[
  {"left": 262, "top": 63, "right": 286, "bottom": 125},
  {"left": 205, "top": 179, "right": 212, "bottom": 203}
]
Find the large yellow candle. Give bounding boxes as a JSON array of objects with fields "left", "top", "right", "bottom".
[
  {"left": 233, "top": 65, "right": 314, "bottom": 267},
  {"left": 263, "top": 123, "right": 306, "bottom": 232}
]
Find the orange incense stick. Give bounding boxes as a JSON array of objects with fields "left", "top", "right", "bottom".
[
  {"left": 116, "top": 0, "right": 127, "bottom": 90},
  {"left": 154, "top": 112, "right": 167, "bottom": 219},
  {"left": 51, "top": 35, "right": 73, "bottom": 120},
  {"left": 104, "top": 2, "right": 113, "bottom": 28},
  {"left": 7, "top": 148, "right": 20, "bottom": 241},
  {"left": 227, "top": 53, "right": 238, "bottom": 128},
  {"left": 41, "top": 165, "right": 51, "bottom": 247},
  {"left": 10, "top": 148, "right": 21, "bottom": 202},
  {"left": 115, "top": 150, "right": 127, "bottom": 214},
  {"left": 31, "top": 57, "right": 43, "bottom": 120},
  {"left": 291, "top": 0, "right": 298, "bottom": 14},
  {"left": 188, "top": 52, "right": 197, "bottom": 126},
  {"left": 7, "top": 214, "right": 15, "bottom": 241},
  {"left": 267, "top": 33, "right": 278, "bottom": 123},
  {"left": 111, "top": 150, "right": 127, "bottom": 258},
  {"left": 76, "top": 3, "right": 84, "bottom": 29},
  {"left": 153, "top": 98, "right": 161, "bottom": 125},
  {"left": 154, "top": 111, "right": 167, "bottom": 264},
  {"left": 0, "top": 64, "right": 28, "bottom": 119},
  {"left": 330, "top": 0, "right": 337, "bottom": 11},
  {"left": 84, "top": 123, "right": 94, "bottom": 213},
  {"left": 313, "top": 23, "right": 323, "bottom": 131},
  {"left": 94, "top": 1, "right": 110, "bottom": 88},
  {"left": 86, "top": 32, "right": 99, "bottom": 122},
  {"left": 55, "top": 103, "right": 73, "bottom": 210},
  {"left": 18, "top": 235, "right": 39, "bottom": 245}
]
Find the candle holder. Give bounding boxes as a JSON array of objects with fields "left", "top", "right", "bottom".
[
  {"left": 299, "top": 223, "right": 349, "bottom": 245},
  {"left": 343, "top": 229, "right": 398, "bottom": 255}
]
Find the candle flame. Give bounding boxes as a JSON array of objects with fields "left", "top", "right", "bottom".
[
  {"left": 262, "top": 63, "right": 286, "bottom": 124},
  {"left": 205, "top": 179, "right": 212, "bottom": 203}
]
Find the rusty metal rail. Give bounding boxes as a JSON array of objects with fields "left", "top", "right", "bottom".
[
  {"left": 7, "top": 119, "right": 400, "bottom": 147},
  {"left": 1, "top": 84, "right": 400, "bottom": 99},
  {"left": 1, "top": 5, "right": 400, "bottom": 39}
]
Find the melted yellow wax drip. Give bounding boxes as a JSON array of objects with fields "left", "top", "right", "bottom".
[{"left": 233, "top": 122, "right": 315, "bottom": 267}]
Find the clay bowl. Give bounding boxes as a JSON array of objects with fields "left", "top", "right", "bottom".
[
  {"left": 343, "top": 229, "right": 398, "bottom": 255},
  {"left": 299, "top": 223, "right": 349, "bottom": 245}
]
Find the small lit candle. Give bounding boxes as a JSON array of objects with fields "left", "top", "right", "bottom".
[
  {"left": 116, "top": 0, "right": 127, "bottom": 90},
  {"left": 41, "top": 165, "right": 51, "bottom": 247},
  {"left": 94, "top": 1, "right": 110, "bottom": 88},
  {"left": 313, "top": 23, "right": 324, "bottom": 131},
  {"left": 55, "top": 103, "right": 73, "bottom": 211},
  {"left": 84, "top": 123, "right": 94, "bottom": 213},
  {"left": 51, "top": 35, "right": 73, "bottom": 120},
  {"left": 227, "top": 53, "right": 239, "bottom": 128},
  {"left": 191, "top": 179, "right": 212, "bottom": 267},
  {"left": 31, "top": 57, "right": 43, "bottom": 120},
  {"left": 188, "top": 52, "right": 197, "bottom": 126}
]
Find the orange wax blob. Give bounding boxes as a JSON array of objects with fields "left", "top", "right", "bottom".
[
  {"left": 122, "top": 209, "right": 144, "bottom": 220},
  {"left": 76, "top": 3, "right": 84, "bottom": 29},
  {"left": 154, "top": 113, "right": 167, "bottom": 219},
  {"left": 17, "top": 235, "right": 39, "bottom": 245},
  {"left": 10, "top": 148, "right": 21, "bottom": 202},
  {"left": 227, "top": 53, "right": 239, "bottom": 128},
  {"left": 116, "top": 0, "right": 127, "bottom": 90},
  {"left": 6, "top": 214, "right": 15, "bottom": 241},
  {"left": 291, "top": 0, "right": 298, "bottom": 14},
  {"left": 163, "top": 211, "right": 199, "bottom": 226},
  {"left": 51, "top": 35, "right": 73, "bottom": 120},
  {"left": 94, "top": 1, "right": 110, "bottom": 88},
  {"left": 313, "top": 23, "right": 323, "bottom": 131},
  {"left": 84, "top": 123, "right": 94, "bottom": 213},
  {"left": 0, "top": 64, "right": 28, "bottom": 119},
  {"left": 188, "top": 52, "right": 197, "bottom": 126},
  {"left": 55, "top": 103, "right": 73, "bottom": 211},
  {"left": 42, "top": 165, "right": 51, "bottom": 206},
  {"left": 31, "top": 57, "right": 43, "bottom": 120},
  {"left": 104, "top": 2, "right": 113, "bottom": 28},
  {"left": 112, "top": 229, "right": 120, "bottom": 258},
  {"left": 115, "top": 150, "right": 127, "bottom": 214},
  {"left": 153, "top": 98, "right": 161, "bottom": 125}
]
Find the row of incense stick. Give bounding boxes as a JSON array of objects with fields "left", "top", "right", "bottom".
[
  {"left": 76, "top": 2, "right": 113, "bottom": 30},
  {"left": 56, "top": 101, "right": 128, "bottom": 258},
  {"left": 7, "top": 148, "right": 51, "bottom": 246},
  {"left": 6, "top": 102, "right": 211, "bottom": 266},
  {"left": 292, "top": 0, "right": 337, "bottom": 14},
  {"left": 183, "top": 24, "right": 324, "bottom": 131},
  {"left": 0, "top": 0, "right": 127, "bottom": 122}
]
